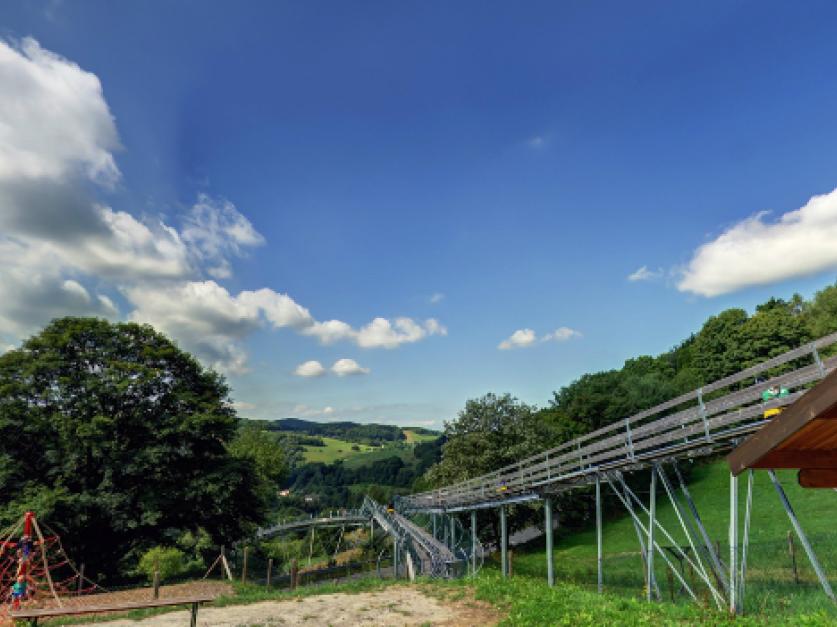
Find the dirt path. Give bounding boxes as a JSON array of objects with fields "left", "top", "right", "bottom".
[{"left": 75, "top": 586, "right": 502, "bottom": 626}]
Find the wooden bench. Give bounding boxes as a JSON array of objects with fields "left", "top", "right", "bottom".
[{"left": 9, "top": 594, "right": 216, "bottom": 626}]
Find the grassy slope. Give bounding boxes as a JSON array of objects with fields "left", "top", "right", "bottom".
[
  {"left": 511, "top": 459, "right": 837, "bottom": 619},
  {"left": 300, "top": 430, "right": 438, "bottom": 466},
  {"left": 301, "top": 436, "right": 375, "bottom": 463},
  {"left": 403, "top": 428, "right": 439, "bottom": 443}
]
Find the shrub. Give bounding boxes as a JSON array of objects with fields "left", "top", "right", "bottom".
[{"left": 137, "top": 546, "right": 187, "bottom": 582}]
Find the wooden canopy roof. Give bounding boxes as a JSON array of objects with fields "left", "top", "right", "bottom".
[{"left": 728, "top": 365, "right": 837, "bottom": 487}]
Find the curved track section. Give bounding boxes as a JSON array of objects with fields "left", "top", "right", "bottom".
[{"left": 256, "top": 512, "right": 367, "bottom": 539}]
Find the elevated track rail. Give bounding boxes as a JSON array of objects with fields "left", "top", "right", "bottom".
[{"left": 399, "top": 332, "right": 837, "bottom": 513}]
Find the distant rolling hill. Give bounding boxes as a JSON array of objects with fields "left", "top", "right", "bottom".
[{"left": 266, "top": 417, "right": 438, "bottom": 447}]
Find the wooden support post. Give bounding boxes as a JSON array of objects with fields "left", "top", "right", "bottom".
[
  {"left": 266, "top": 558, "right": 273, "bottom": 588},
  {"left": 500, "top": 505, "right": 508, "bottom": 578},
  {"left": 545, "top": 497, "right": 554, "bottom": 587},
  {"left": 241, "top": 546, "right": 249, "bottom": 583},
  {"left": 32, "top": 516, "right": 62, "bottom": 608},
  {"left": 221, "top": 546, "right": 233, "bottom": 581},
  {"left": 152, "top": 569, "right": 160, "bottom": 599},
  {"left": 190, "top": 602, "right": 198, "bottom": 627},
  {"left": 450, "top": 515, "right": 456, "bottom": 551},
  {"left": 291, "top": 558, "right": 298, "bottom": 590},
  {"left": 78, "top": 563, "right": 85, "bottom": 595},
  {"left": 788, "top": 531, "right": 799, "bottom": 584}
]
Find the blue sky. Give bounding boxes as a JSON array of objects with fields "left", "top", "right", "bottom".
[{"left": 3, "top": 1, "right": 837, "bottom": 427}]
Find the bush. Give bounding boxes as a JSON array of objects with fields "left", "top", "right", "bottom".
[{"left": 137, "top": 546, "right": 187, "bottom": 582}]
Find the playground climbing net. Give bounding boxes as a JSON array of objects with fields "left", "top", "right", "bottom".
[{"left": 0, "top": 511, "right": 101, "bottom": 617}]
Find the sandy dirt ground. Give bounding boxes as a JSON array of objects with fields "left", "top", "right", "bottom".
[{"left": 74, "top": 586, "right": 502, "bottom": 627}]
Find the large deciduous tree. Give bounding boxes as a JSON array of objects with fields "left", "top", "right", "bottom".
[{"left": 0, "top": 317, "right": 265, "bottom": 580}]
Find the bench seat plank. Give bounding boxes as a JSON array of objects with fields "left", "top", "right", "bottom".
[{"left": 10, "top": 594, "right": 215, "bottom": 619}]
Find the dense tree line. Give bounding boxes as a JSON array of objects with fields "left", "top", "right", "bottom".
[{"left": 425, "top": 282, "right": 837, "bottom": 538}]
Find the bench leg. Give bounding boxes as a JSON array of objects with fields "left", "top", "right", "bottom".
[{"left": 190, "top": 602, "right": 198, "bottom": 627}]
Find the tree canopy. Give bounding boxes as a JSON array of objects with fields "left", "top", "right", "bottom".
[{"left": 0, "top": 317, "right": 266, "bottom": 580}]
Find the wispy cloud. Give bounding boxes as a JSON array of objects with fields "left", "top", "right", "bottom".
[
  {"left": 627, "top": 265, "right": 663, "bottom": 282},
  {"left": 331, "top": 358, "right": 370, "bottom": 377},
  {"left": 498, "top": 326, "right": 581, "bottom": 350},
  {"left": 678, "top": 187, "right": 837, "bottom": 297},
  {"left": 429, "top": 292, "right": 445, "bottom": 304}
]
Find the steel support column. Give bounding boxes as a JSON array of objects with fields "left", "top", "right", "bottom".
[
  {"left": 500, "top": 505, "right": 508, "bottom": 578},
  {"left": 729, "top": 471, "right": 738, "bottom": 614},
  {"left": 647, "top": 467, "right": 656, "bottom": 602},
  {"left": 620, "top": 473, "right": 722, "bottom": 607},
  {"left": 673, "top": 462, "right": 729, "bottom": 595},
  {"left": 768, "top": 469, "right": 835, "bottom": 602},
  {"left": 596, "top": 474, "right": 603, "bottom": 594},
  {"left": 450, "top": 515, "right": 456, "bottom": 551},
  {"left": 656, "top": 464, "right": 724, "bottom": 609},
  {"left": 393, "top": 537, "right": 399, "bottom": 580},
  {"left": 545, "top": 497, "right": 554, "bottom": 586},
  {"left": 739, "top": 469, "right": 753, "bottom": 612},
  {"left": 608, "top": 475, "right": 690, "bottom": 601},
  {"left": 471, "top": 510, "right": 477, "bottom": 576}
]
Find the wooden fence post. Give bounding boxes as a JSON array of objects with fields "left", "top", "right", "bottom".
[
  {"left": 266, "top": 558, "right": 273, "bottom": 588},
  {"left": 152, "top": 569, "right": 160, "bottom": 600},
  {"left": 291, "top": 558, "right": 299, "bottom": 590},
  {"left": 77, "top": 563, "right": 85, "bottom": 595},
  {"left": 241, "top": 546, "right": 249, "bottom": 583},
  {"left": 788, "top": 530, "right": 800, "bottom": 584}
]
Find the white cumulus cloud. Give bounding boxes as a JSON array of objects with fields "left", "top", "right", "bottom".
[
  {"left": 294, "top": 360, "right": 326, "bottom": 377},
  {"left": 331, "top": 358, "right": 370, "bottom": 377},
  {"left": 0, "top": 37, "right": 120, "bottom": 185},
  {"left": 303, "top": 316, "right": 446, "bottom": 349},
  {"left": 543, "top": 327, "right": 583, "bottom": 342},
  {"left": 498, "top": 328, "right": 537, "bottom": 350},
  {"left": 679, "top": 187, "right": 837, "bottom": 297}
]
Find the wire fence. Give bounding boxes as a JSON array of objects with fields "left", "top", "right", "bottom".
[{"left": 511, "top": 530, "right": 837, "bottom": 614}]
